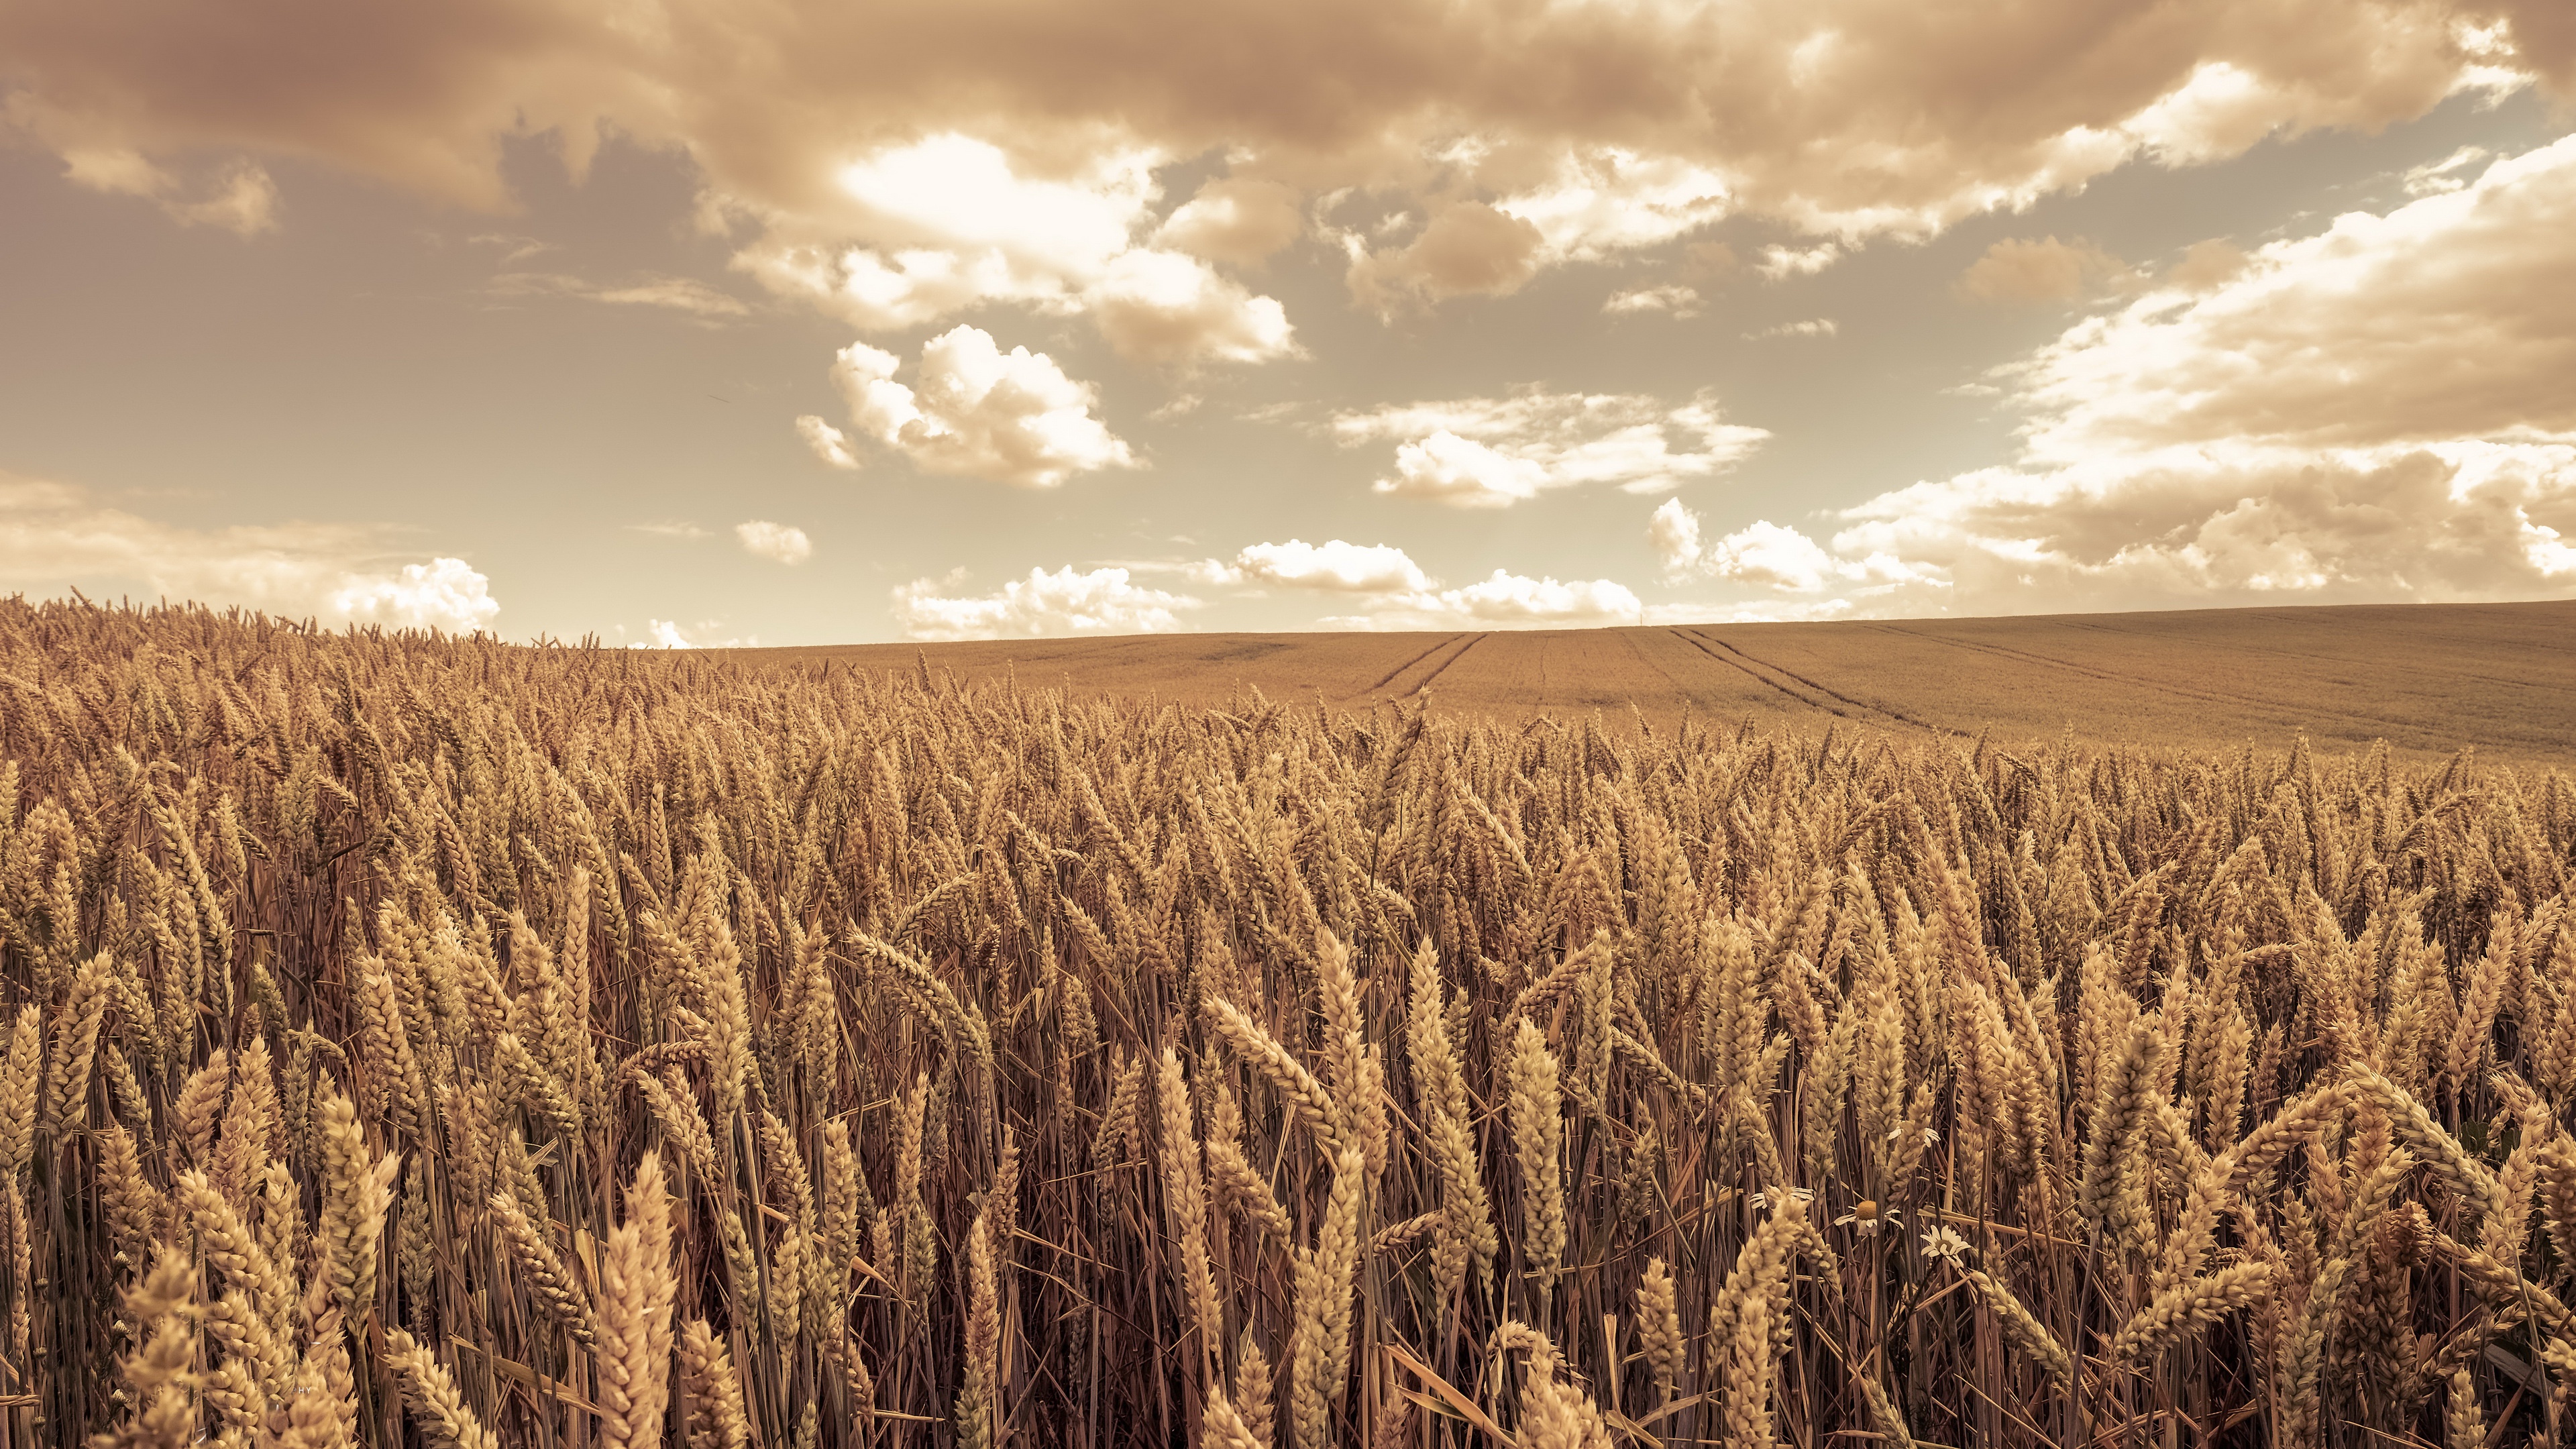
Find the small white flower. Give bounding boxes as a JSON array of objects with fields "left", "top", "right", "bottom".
[
  {"left": 1924, "top": 1127, "right": 1942, "bottom": 1147},
  {"left": 1750, "top": 1187, "right": 1816, "bottom": 1213},
  {"left": 1920, "top": 1225, "right": 1970, "bottom": 1260}
]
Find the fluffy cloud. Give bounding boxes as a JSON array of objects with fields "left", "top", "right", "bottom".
[
  {"left": 827, "top": 326, "right": 1136, "bottom": 487},
  {"left": 735, "top": 519, "right": 812, "bottom": 564},
  {"left": 1153, "top": 178, "right": 1304, "bottom": 267},
  {"left": 53, "top": 152, "right": 280, "bottom": 234},
  {"left": 1652, "top": 499, "right": 1934, "bottom": 595},
  {"left": 1193, "top": 537, "right": 1642, "bottom": 629},
  {"left": 1335, "top": 390, "right": 1768, "bottom": 506},
  {"left": 891, "top": 565, "right": 1198, "bottom": 639},
  {"left": 1756, "top": 242, "right": 1843, "bottom": 280},
  {"left": 634, "top": 618, "right": 754, "bottom": 648},
  {"left": 1779, "top": 135, "right": 2576, "bottom": 612},
  {"left": 1085, "top": 249, "right": 1298, "bottom": 366},
  {"left": 8, "top": 0, "right": 2559, "bottom": 340},
  {"left": 0, "top": 472, "right": 500, "bottom": 631},
  {"left": 1957, "top": 236, "right": 2133, "bottom": 303},
  {"left": 2016, "top": 137, "right": 2576, "bottom": 457},
  {"left": 728, "top": 136, "right": 1297, "bottom": 364},
  {"left": 1747, "top": 318, "right": 1836, "bottom": 339},
  {"left": 1199, "top": 538, "right": 1434, "bottom": 592},
  {"left": 1345, "top": 201, "right": 1547, "bottom": 311},
  {"left": 1603, "top": 284, "right": 1701, "bottom": 318},
  {"left": 1314, "top": 570, "right": 1645, "bottom": 629},
  {"left": 795, "top": 415, "right": 859, "bottom": 470}
]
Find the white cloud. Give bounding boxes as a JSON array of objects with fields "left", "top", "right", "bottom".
[
  {"left": 1495, "top": 150, "right": 1733, "bottom": 262},
  {"left": 1084, "top": 249, "right": 1298, "bottom": 366},
  {"left": 735, "top": 519, "right": 812, "bottom": 564},
  {"left": 2017, "top": 134, "right": 2576, "bottom": 458},
  {"left": 1335, "top": 389, "right": 1768, "bottom": 506},
  {"left": 1345, "top": 200, "right": 1548, "bottom": 312},
  {"left": 1603, "top": 284, "right": 1701, "bottom": 318},
  {"left": 1190, "top": 537, "right": 1643, "bottom": 629},
  {"left": 1153, "top": 178, "right": 1304, "bottom": 267},
  {"left": 2403, "top": 145, "right": 2493, "bottom": 195},
  {"left": 891, "top": 564, "right": 1199, "bottom": 639},
  {"left": 1756, "top": 243, "right": 1842, "bottom": 280},
  {"left": 1747, "top": 318, "right": 1836, "bottom": 339},
  {"left": 795, "top": 415, "right": 860, "bottom": 470},
  {"left": 1326, "top": 570, "right": 1645, "bottom": 630},
  {"left": 737, "top": 135, "right": 1160, "bottom": 329},
  {"left": 1787, "top": 135, "right": 2576, "bottom": 614},
  {"left": 1202, "top": 539, "right": 1434, "bottom": 592},
  {"left": 1648, "top": 496, "right": 1704, "bottom": 578},
  {"left": 55, "top": 150, "right": 278, "bottom": 235},
  {"left": 1652, "top": 498, "right": 1936, "bottom": 596},
  {"left": 9, "top": 0, "right": 2556, "bottom": 329},
  {"left": 330, "top": 557, "right": 501, "bottom": 631},
  {"left": 633, "top": 618, "right": 754, "bottom": 649},
  {"left": 827, "top": 326, "right": 1137, "bottom": 488},
  {"left": 730, "top": 136, "right": 1297, "bottom": 364},
  {"left": 0, "top": 472, "right": 498, "bottom": 631}
]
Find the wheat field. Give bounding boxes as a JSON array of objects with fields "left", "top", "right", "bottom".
[{"left": 5, "top": 598, "right": 2576, "bottom": 1449}]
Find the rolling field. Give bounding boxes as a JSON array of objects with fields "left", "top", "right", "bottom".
[{"left": 763, "top": 599, "right": 2576, "bottom": 767}]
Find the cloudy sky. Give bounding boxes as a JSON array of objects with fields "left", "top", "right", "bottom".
[{"left": 3, "top": 0, "right": 2572, "bottom": 643}]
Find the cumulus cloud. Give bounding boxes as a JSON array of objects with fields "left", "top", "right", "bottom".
[
  {"left": 826, "top": 326, "right": 1136, "bottom": 487},
  {"left": 1334, "top": 389, "right": 1768, "bottom": 506},
  {"left": 1756, "top": 243, "right": 1842, "bottom": 280},
  {"left": 1191, "top": 537, "right": 1643, "bottom": 629},
  {"left": 1778, "top": 134, "right": 2576, "bottom": 613},
  {"left": 1085, "top": 249, "right": 1298, "bottom": 366},
  {"left": 1373, "top": 570, "right": 1644, "bottom": 628},
  {"left": 7, "top": 0, "right": 2557, "bottom": 341},
  {"left": 52, "top": 150, "right": 280, "bottom": 235},
  {"left": 633, "top": 618, "right": 753, "bottom": 648},
  {"left": 1747, "top": 318, "right": 1836, "bottom": 339},
  {"left": 1197, "top": 538, "right": 1435, "bottom": 592},
  {"left": 727, "top": 137, "right": 1298, "bottom": 364},
  {"left": 1957, "top": 235, "right": 2134, "bottom": 304},
  {"left": 2016, "top": 137, "right": 2576, "bottom": 457},
  {"left": 1603, "top": 284, "right": 1701, "bottom": 317},
  {"left": 1154, "top": 178, "right": 1305, "bottom": 267},
  {"left": 0, "top": 472, "right": 500, "bottom": 631},
  {"left": 1652, "top": 498, "right": 1935, "bottom": 596},
  {"left": 891, "top": 565, "right": 1199, "bottom": 639},
  {"left": 1345, "top": 200, "right": 1547, "bottom": 312},
  {"left": 735, "top": 519, "right": 812, "bottom": 564},
  {"left": 795, "top": 415, "right": 860, "bottom": 470}
]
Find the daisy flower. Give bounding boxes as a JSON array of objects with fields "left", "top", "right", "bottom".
[{"left": 1834, "top": 1199, "right": 1899, "bottom": 1236}]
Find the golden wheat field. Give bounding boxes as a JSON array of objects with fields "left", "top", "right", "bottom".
[{"left": 5, "top": 597, "right": 2576, "bottom": 1449}]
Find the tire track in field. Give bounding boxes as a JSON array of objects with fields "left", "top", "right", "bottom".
[
  {"left": 1617, "top": 632, "right": 1713, "bottom": 711},
  {"left": 1408, "top": 633, "right": 1489, "bottom": 696},
  {"left": 1688, "top": 630, "right": 1946, "bottom": 735},
  {"left": 1362, "top": 633, "right": 1468, "bottom": 693},
  {"left": 1666, "top": 629, "right": 1844, "bottom": 715}
]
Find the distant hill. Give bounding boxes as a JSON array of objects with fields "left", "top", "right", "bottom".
[{"left": 741, "top": 599, "right": 2576, "bottom": 767}]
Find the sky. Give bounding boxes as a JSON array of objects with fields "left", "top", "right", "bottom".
[{"left": 1, "top": 1, "right": 2572, "bottom": 646}]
